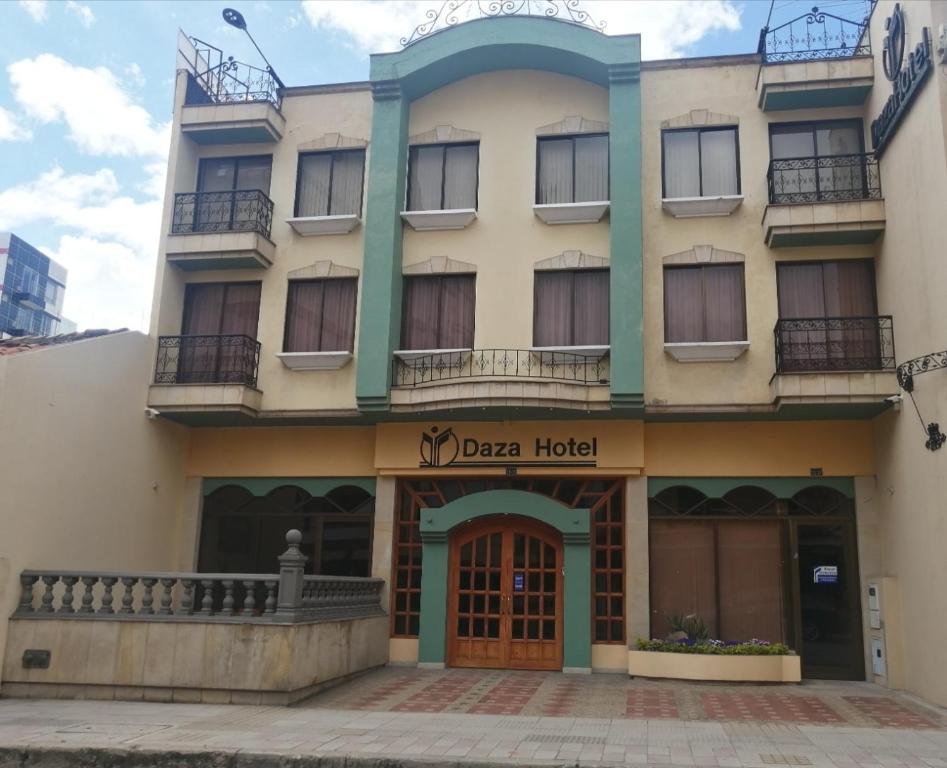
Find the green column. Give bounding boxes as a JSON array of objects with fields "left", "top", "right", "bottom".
[
  {"left": 355, "top": 80, "right": 408, "bottom": 412},
  {"left": 417, "top": 530, "right": 449, "bottom": 667},
  {"left": 607, "top": 63, "right": 644, "bottom": 410},
  {"left": 563, "top": 532, "right": 592, "bottom": 671}
]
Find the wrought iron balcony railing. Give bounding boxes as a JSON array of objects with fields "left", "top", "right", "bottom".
[
  {"left": 155, "top": 334, "right": 261, "bottom": 386},
  {"left": 171, "top": 189, "right": 274, "bottom": 239},
  {"left": 774, "top": 316, "right": 895, "bottom": 374},
  {"left": 768, "top": 154, "right": 881, "bottom": 205},
  {"left": 184, "top": 36, "right": 283, "bottom": 109},
  {"left": 758, "top": 6, "right": 870, "bottom": 64},
  {"left": 392, "top": 348, "right": 609, "bottom": 387}
]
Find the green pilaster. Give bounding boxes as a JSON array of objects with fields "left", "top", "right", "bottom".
[
  {"left": 607, "top": 64, "right": 644, "bottom": 410},
  {"left": 355, "top": 81, "right": 408, "bottom": 411},
  {"left": 417, "top": 489, "right": 591, "bottom": 670}
]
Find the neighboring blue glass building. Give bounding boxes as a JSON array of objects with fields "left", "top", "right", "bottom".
[{"left": 0, "top": 232, "right": 68, "bottom": 337}]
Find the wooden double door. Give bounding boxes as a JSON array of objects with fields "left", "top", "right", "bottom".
[{"left": 447, "top": 516, "right": 563, "bottom": 670}]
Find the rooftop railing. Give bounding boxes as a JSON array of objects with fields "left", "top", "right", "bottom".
[
  {"left": 758, "top": 6, "right": 871, "bottom": 64},
  {"left": 768, "top": 153, "right": 881, "bottom": 205},
  {"left": 183, "top": 36, "right": 283, "bottom": 110},
  {"left": 154, "top": 334, "right": 261, "bottom": 386},
  {"left": 171, "top": 189, "right": 274, "bottom": 239},
  {"left": 774, "top": 316, "right": 895, "bottom": 373},
  {"left": 392, "top": 348, "right": 610, "bottom": 387}
]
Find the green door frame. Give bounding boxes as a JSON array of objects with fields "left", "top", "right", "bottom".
[{"left": 417, "top": 489, "right": 592, "bottom": 672}]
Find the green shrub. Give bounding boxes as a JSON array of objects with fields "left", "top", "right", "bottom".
[
  {"left": 635, "top": 638, "right": 793, "bottom": 656},
  {"left": 665, "top": 613, "right": 711, "bottom": 641}
]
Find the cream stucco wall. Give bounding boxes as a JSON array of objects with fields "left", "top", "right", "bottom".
[
  {"left": 863, "top": 0, "right": 947, "bottom": 707},
  {"left": 0, "top": 332, "right": 192, "bottom": 684},
  {"left": 404, "top": 70, "right": 610, "bottom": 349},
  {"left": 640, "top": 61, "right": 877, "bottom": 408}
]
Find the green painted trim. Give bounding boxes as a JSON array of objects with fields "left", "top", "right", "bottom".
[
  {"left": 355, "top": 89, "right": 408, "bottom": 411},
  {"left": 760, "top": 84, "right": 872, "bottom": 112},
  {"left": 647, "top": 476, "right": 855, "bottom": 499},
  {"left": 202, "top": 477, "right": 377, "bottom": 497},
  {"left": 769, "top": 228, "right": 883, "bottom": 248},
  {"left": 417, "top": 489, "right": 591, "bottom": 669}
]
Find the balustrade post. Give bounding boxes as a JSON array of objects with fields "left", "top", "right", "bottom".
[
  {"left": 158, "top": 578, "right": 175, "bottom": 615},
  {"left": 78, "top": 577, "right": 97, "bottom": 613},
  {"left": 58, "top": 576, "right": 78, "bottom": 614},
  {"left": 199, "top": 579, "right": 215, "bottom": 615},
  {"left": 17, "top": 574, "right": 38, "bottom": 614},
  {"left": 242, "top": 580, "right": 257, "bottom": 614},
  {"left": 263, "top": 579, "right": 278, "bottom": 614},
  {"left": 221, "top": 579, "right": 236, "bottom": 616},
  {"left": 275, "top": 529, "right": 307, "bottom": 620},
  {"left": 119, "top": 577, "right": 138, "bottom": 614},
  {"left": 98, "top": 577, "right": 117, "bottom": 614},
  {"left": 39, "top": 575, "right": 57, "bottom": 613},
  {"left": 140, "top": 578, "right": 157, "bottom": 615},
  {"left": 181, "top": 578, "right": 196, "bottom": 614}
]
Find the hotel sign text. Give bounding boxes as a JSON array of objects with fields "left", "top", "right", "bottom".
[{"left": 420, "top": 426, "right": 598, "bottom": 468}]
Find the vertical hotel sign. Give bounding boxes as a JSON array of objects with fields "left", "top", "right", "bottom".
[{"left": 870, "top": 3, "right": 933, "bottom": 156}]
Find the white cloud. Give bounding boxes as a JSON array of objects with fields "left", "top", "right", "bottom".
[
  {"left": 7, "top": 54, "right": 170, "bottom": 158},
  {"left": 64, "top": 1, "right": 95, "bottom": 28},
  {"left": 0, "top": 106, "right": 32, "bottom": 141},
  {"left": 18, "top": 0, "right": 48, "bottom": 22},
  {"left": 124, "top": 62, "right": 146, "bottom": 89},
  {"left": 300, "top": 0, "right": 741, "bottom": 58}
]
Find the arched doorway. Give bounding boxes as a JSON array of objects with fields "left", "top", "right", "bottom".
[{"left": 448, "top": 515, "right": 563, "bottom": 670}]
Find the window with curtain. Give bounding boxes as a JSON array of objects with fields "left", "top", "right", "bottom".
[
  {"left": 533, "top": 270, "right": 609, "bottom": 347},
  {"left": 776, "top": 259, "right": 879, "bottom": 371},
  {"left": 283, "top": 278, "right": 358, "bottom": 353},
  {"left": 664, "top": 264, "right": 746, "bottom": 343},
  {"left": 195, "top": 156, "right": 273, "bottom": 233},
  {"left": 400, "top": 275, "right": 476, "bottom": 350},
  {"left": 294, "top": 150, "right": 365, "bottom": 217},
  {"left": 661, "top": 127, "right": 739, "bottom": 199},
  {"left": 769, "top": 120, "right": 866, "bottom": 201},
  {"left": 406, "top": 143, "right": 479, "bottom": 211},
  {"left": 536, "top": 134, "right": 609, "bottom": 204}
]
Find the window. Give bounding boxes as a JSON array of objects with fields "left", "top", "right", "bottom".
[
  {"left": 776, "top": 260, "right": 876, "bottom": 320},
  {"left": 195, "top": 156, "right": 273, "bottom": 233},
  {"left": 533, "top": 270, "right": 609, "bottom": 347},
  {"left": 664, "top": 264, "right": 746, "bottom": 343},
  {"left": 662, "top": 127, "right": 739, "bottom": 198},
  {"left": 294, "top": 150, "right": 365, "bottom": 217},
  {"left": 400, "top": 275, "right": 475, "bottom": 350},
  {"left": 283, "top": 278, "right": 358, "bottom": 353},
  {"left": 198, "top": 155, "right": 272, "bottom": 194},
  {"left": 407, "top": 143, "right": 478, "bottom": 211},
  {"left": 536, "top": 134, "right": 609, "bottom": 204},
  {"left": 769, "top": 120, "right": 866, "bottom": 202}
]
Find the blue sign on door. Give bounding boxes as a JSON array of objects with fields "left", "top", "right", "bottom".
[
  {"left": 813, "top": 565, "right": 839, "bottom": 584},
  {"left": 513, "top": 573, "right": 525, "bottom": 592}
]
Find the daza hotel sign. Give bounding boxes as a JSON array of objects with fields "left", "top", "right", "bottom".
[
  {"left": 870, "top": 3, "right": 934, "bottom": 156},
  {"left": 420, "top": 426, "right": 599, "bottom": 469}
]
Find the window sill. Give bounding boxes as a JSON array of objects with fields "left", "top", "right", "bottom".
[
  {"left": 286, "top": 215, "right": 360, "bottom": 236},
  {"left": 664, "top": 341, "right": 750, "bottom": 363},
  {"left": 394, "top": 348, "right": 472, "bottom": 365},
  {"left": 400, "top": 209, "right": 477, "bottom": 231},
  {"left": 533, "top": 201, "right": 610, "bottom": 225},
  {"left": 276, "top": 351, "right": 353, "bottom": 370},
  {"left": 529, "top": 345, "right": 609, "bottom": 358},
  {"left": 661, "top": 195, "right": 743, "bottom": 218}
]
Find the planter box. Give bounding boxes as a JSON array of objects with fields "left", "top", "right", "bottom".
[{"left": 628, "top": 650, "right": 800, "bottom": 683}]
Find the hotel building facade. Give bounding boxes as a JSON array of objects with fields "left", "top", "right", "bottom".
[{"left": 2, "top": 0, "right": 946, "bottom": 707}]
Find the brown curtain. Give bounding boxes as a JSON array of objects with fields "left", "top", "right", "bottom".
[
  {"left": 180, "top": 283, "right": 260, "bottom": 382},
  {"left": 663, "top": 267, "right": 703, "bottom": 343},
  {"left": 401, "top": 275, "right": 475, "bottom": 350},
  {"left": 573, "top": 270, "right": 609, "bottom": 345},
  {"left": 534, "top": 272, "right": 573, "bottom": 346},
  {"left": 649, "top": 520, "right": 718, "bottom": 639},
  {"left": 284, "top": 279, "right": 357, "bottom": 353},
  {"left": 704, "top": 264, "right": 746, "bottom": 342},
  {"left": 717, "top": 521, "right": 785, "bottom": 643}
]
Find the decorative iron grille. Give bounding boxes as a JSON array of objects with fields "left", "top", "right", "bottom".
[
  {"left": 155, "top": 334, "right": 261, "bottom": 386},
  {"left": 758, "top": 6, "right": 871, "bottom": 64},
  {"left": 768, "top": 153, "right": 880, "bottom": 205},
  {"left": 400, "top": 0, "right": 606, "bottom": 47},
  {"left": 171, "top": 190, "right": 274, "bottom": 238},
  {"left": 774, "top": 316, "right": 895, "bottom": 373},
  {"left": 392, "top": 348, "right": 609, "bottom": 386},
  {"left": 184, "top": 36, "right": 283, "bottom": 109}
]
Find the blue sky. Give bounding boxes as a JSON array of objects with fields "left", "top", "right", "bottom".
[{"left": 0, "top": 0, "right": 871, "bottom": 331}]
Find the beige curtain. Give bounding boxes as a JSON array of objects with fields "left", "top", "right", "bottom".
[
  {"left": 537, "top": 139, "right": 573, "bottom": 204},
  {"left": 443, "top": 145, "right": 478, "bottom": 210},
  {"left": 662, "top": 130, "right": 700, "bottom": 198},
  {"left": 574, "top": 135, "right": 609, "bottom": 202}
]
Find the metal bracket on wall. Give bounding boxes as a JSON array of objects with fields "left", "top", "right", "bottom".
[{"left": 896, "top": 350, "right": 947, "bottom": 452}]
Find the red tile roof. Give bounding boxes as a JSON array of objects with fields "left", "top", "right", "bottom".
[{"left": 0, "top": 328, "right": 128, "bottom": 355}]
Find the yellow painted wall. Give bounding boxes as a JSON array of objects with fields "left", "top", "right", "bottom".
[
  {"left": 0, "top": 332, "right": 191, "bottom": 685},
  {"left": 865, "top": 0, "right": 947, "bottom": 708},
  {"left": 645, "top": 421, "right": 875, "bottom": 477},
  {"left": 640, "top": 61, "right": 875, "bottom": 408},
  {"left": 404, "top": 70, "right": 610, "bottom": 349}
]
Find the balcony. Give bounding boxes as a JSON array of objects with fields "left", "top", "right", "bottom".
[
  {"left": 770, "top": 316, "right": 898, "bottom": 417},
  {"left": 147, "top": 334, "right": 262, "bottom": 418},
  {"left": 389, "top": 348, "right": 610, "bottom": 412},
  {"left": 179, "top": 35, "right": 285, "bottom": 144},
  {"left": 166, "top": 190, "right": 275, "bottom": 269},
  {"left": 763, "top": 154, "right": 885, "bottom": 247},
  {"left": 756, "top": 8, "right": 873, "bottom": 111}
]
